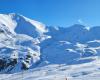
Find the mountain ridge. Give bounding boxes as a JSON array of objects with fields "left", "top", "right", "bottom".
[{"left": 0, "top": 13, "right": 100, "bottom": 73}]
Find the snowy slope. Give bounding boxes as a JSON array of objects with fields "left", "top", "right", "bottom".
[
  {"left": 0, "top": 13, "right": 47, "bottom": 37},
  {"left": 0, "top": 57, "right": 100, "bottom": 80},
  {"left": 40, "top": 25, "right": 100, "bottom": 65},
  {"left": 0, "top": 13, "right": 100, "bottom": 80},
  {"left": 0, "top": 13, "right": 48, "bottom": 73}
]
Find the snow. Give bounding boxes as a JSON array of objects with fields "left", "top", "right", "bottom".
[
  {"left": 88, "top": 40, "right": 100, "bottom": 43},
  {"left": 59, "top": 41, "right": 71, "bottom": 44},
  {"left": 0, "top": 13, "right": 100, "bottom": 80},
  {"left": 0, "top": 14, "right": 17, "bottom": 33},
  {"left": 10, "top": 50, "right": 18, "bottom": 59},
  {"left": 75, "top": 43, "right": 88, "bottom": 49},
  {"left": 84, "top": 26, "right": 91, "bottom": 31},
  {"left": 22, "top": 16, "right": 48, "bottom": 33},
  {"left": 27, "top": 48, "right": 40, "bottom": 63},
  {"left": 66, "top": 48, "right": 77, "bottom": 53},
  {"left": 0, "top": 57, "right": 100, "bottom": 80}
]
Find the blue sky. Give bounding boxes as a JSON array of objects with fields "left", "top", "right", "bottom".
[{"left": 0, "top": 0, "right": 100, "bottom": 27}]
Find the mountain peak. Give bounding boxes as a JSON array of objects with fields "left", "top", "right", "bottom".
[
  {"left": 0, "top": 13, "right": 48, "bottom": 37},
  {"left": 0, "top": 13, "right": 17, "bottom": 33}
]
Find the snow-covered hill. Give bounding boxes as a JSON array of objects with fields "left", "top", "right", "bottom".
[{"left": 0, "top": 13, "right": 100, "bottom": 80}]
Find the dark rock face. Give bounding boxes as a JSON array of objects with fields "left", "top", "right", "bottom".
[
  {"left": 0, "top": 58, "right": 18, "bottom": 72},
  {"left": 0, "top": 58, "right": 6, "bottom": 71}
]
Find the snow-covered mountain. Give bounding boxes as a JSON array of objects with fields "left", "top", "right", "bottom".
[
  {"left": 0, "top": 13, "right": 100, "bottom": 79},
  {"left": 0, "top": 13, "right": 48, "bottom": 72}
]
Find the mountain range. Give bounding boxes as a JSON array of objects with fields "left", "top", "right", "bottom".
[{"left": 0, "top": 13, "right": 100, "bottom": 80}]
